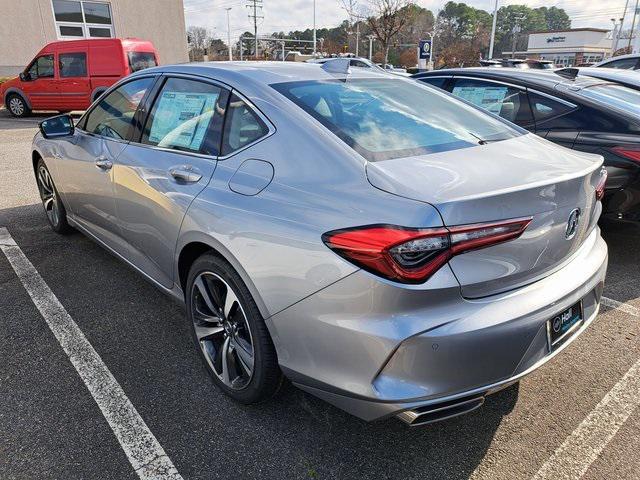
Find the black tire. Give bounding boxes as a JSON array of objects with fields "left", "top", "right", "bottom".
[
  {"left": 6, "top": 93, "right": 31, "bottom": 117},
  {"left": 36, "top": 158, "right": 72, "bottom": 234},
  {"left": 186, "top": 253, "right": 283, "bottom": 404}
]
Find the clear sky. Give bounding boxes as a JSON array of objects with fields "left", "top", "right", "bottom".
[{"left": 183, "top": 0, "right": 630, "bottom": 45}]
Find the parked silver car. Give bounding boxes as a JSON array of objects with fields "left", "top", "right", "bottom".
[{"left": 33, "top": 61, "right": 608, "bottom": 425}]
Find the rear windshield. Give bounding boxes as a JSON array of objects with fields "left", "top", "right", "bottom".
[
  {"left": 579, "top": 84, "right": 640, "bottom": 117},
  {"left": 128, "top": 52, "right": 157, "bottom": 73},
  {"left": 272, "top": 78, "right": 521, "bottom": 161}
]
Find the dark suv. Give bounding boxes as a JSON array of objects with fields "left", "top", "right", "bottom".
[{"left": 413, "top": 68, "right": 640, "bottom": 222}]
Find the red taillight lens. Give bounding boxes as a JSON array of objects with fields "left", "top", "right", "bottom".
[
  {"left": 322, "top": 218, "right": 531, "bottom": 284},
  {"left": 595, "top": 168, "right": 607, "bottom": 201},
  {"left": 611, "top": 146, "right": 640, "bottom": 163}
]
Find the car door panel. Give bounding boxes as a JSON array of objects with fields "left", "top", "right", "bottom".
[{"left": 112, "top": 76, "right": 228, "bottom": 287}]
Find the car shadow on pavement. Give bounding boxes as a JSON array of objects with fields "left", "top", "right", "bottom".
[{"left": 600, "top": 219, "right": 640, "bottom": 307}]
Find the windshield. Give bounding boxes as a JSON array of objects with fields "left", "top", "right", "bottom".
[
  {"left": 580, "top": 84, "right": 640, "bottom": 117},
  {"left": 272, "top": 78, "right": 522, "bottom": 161}
]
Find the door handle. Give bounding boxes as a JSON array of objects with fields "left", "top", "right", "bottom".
[
  {"left": 169, "top": 166, "right": 202, "bottom": 183},
  {"left": 95, "top": 156, "right": 113, "bottom": 170}
]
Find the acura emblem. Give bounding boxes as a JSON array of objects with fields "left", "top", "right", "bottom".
[{"left": 565, "top": 208, "right": 580, "bottom": 240}]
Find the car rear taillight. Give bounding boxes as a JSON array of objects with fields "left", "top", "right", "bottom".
[
  {"left": 611, "top": 146, "right": 640, "bottom": 164},
  {"left": 595, "top": 168, "right": 607, "bottom": 201},
  {"left": 322, "top": 218, "right": 531, "bottom": 284}
]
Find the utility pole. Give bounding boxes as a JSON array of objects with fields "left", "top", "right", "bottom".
[
  {"left": 628, "top": 0, "right": 639, "bottom": 51},
  {"left": 313, "top": 0, "right": 317, "bottom": 55},
  {"left": 368, "top": 34, "right": 375, "bottom": 60},
  {"left": 246, "top": 0, "right": 263, "bottom": 59},
  {"left": 617, "top": 0, "right": 630, "bottom": 53},
  {"left": 488, "top": 0, "right": 499, "bottom": 59},
  {"left": 355, "top": 21, "right": 360, "bottom": 57},
  {"left": 226, "top": 7, "right": 233, "bottom": 61}
]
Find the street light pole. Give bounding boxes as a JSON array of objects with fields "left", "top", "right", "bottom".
[
  {"left": 488, "top": 0, "right": 498, "bottom": 59},
  {"left": 617, "top": 0, "right": 630, "bottom": 53},
  {"left": 226, "top": 7, "right": 233, "bottom": 61},
  {"left": 628, "top": 0, "right": 640, "bottom": 51},
  {"left": 368, "top": 34, "right": 375, "bottom": 60}
]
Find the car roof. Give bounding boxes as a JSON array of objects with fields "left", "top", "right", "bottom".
[
  {"left": 593, "top": 53, "right": 640, "bottom": 66},
  {"left": 137, "top": 61, "right": 396, "bottom": 91},
  {"left": 413, "top": 67, "right": 612, "bottom": 90}
]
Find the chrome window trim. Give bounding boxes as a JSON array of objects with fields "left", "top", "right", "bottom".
[
  {"left": 451, "top": 75, "right": 526, "bottom": 91},
  {"left": 527, "top": 88, "right": 578, "bottom": 109}
]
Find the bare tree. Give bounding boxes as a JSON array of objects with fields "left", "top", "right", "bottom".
[
  {"left": 366, "top": 0, "right": 412, "bottom": 65},
  {"left": 187, "top": 26, "right": 210, "bottom": 61}
]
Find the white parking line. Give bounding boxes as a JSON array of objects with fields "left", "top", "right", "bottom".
[
  {"left": 601, "top": 296, "right": 640, "bottom": 317},
  {"left": 0, "top": 227, "right": 183, "bottom": 480},
  {"left": 531, "top": 357, "right": 640, "bottom": 479}
]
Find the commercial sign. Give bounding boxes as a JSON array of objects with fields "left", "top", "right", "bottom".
[{"left": 419, "top": 39, "right": 432, "bottom": 60}]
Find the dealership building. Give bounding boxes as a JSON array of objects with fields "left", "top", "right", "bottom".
[
  {"left": 0, "top": 0, "right": 189, "bottom": 76},
  {"left": 503, "top": 28, "right": 613, "bottom": 67}
]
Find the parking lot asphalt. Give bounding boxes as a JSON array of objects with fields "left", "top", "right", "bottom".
[{"left": 1, "top": 108, "right": 639, "bottom": 480}]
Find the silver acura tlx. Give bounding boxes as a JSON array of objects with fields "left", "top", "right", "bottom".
[{"left": 32, "top": 61, "right": 608, "bottom": 426}]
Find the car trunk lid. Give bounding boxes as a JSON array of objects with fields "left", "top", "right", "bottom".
[{"left": 366, "top": 134, "right": 605, "bottom": 298}]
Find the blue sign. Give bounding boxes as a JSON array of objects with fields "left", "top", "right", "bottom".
[{"left": 419, "top": 40, "right": 432, "bottom": 60}]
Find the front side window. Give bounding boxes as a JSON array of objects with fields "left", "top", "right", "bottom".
[
  {"left": 451, "top": 78, "right": 534, "bottom": 127},
  {"left": 221, "top": 94, "right": 269, "bottom": 156},
  {"left": 84, "top": 77, "right": 154, "bottom": 140},
  {"left": 528, "top": 92, "right": 575, "bottom": 124},
  {"left": 27, "top": 55, "right": 55, "bottom": 79},
  {"left": 59, "top": 52, "right": 87, "bottom": 77},
  {"left": 128, "top": 52, "right": 157, "bottom": 73},
  {"left": 52, "top": 0, "right": 114, "bottom": 39},
  {"left": 272, "top": 78, "right": 521, "bottom": 161},
  {"left": 142, "top": 78, "right": 226, "bottom": 155}
]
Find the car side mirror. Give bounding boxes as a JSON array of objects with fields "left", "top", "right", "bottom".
[
  {"left": 40, "top": 114, "right": 74, "bottom": 139},
  {"left": 19, "top": 72, "right": 29, "bottom": 81}
]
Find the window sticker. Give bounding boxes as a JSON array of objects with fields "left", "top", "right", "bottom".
[
  {"left": 148, "top": 91, "right": 219, "bottom": 151},
  {"left": 452, "top": 86, "right": 508, "bottom": 115}
]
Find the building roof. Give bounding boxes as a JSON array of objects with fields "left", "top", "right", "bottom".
[{"left": 528, "top": 28, "right": 609, "bottom": 34}]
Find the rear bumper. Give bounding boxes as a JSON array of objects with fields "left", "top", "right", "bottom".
[{"left": 268, "top": 228, "right": 608, "bottom": 422}]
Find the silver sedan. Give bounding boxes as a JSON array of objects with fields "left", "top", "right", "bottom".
[{"left": 32, "top": 61, "right": 608, "bottom": 425}]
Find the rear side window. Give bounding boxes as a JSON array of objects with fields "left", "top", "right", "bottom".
[
  {"left": 142, "top": 78, "right": 227, "bottom": 155},
  {"left": 273, "top": 78, "right": 521, "bottom": 161},
  {"left": 59, "top": 52, "right": 87, "bottom": 77},
  {"left": 128, "top": 52, "right": 157, "bottom": 73},
  {"left": 528, "top": 93, "right": 575, "bottom": 123},
  {"left": 221, "top": 94, "right": 269, "bottom": 156},
  {"left": 84, "top": 77, "right": 154, "bottom": 140},
  {"left": 27, "top": 55, "right": 54, "bottom": 79},
  {"left": 418, "top": 77, "right": 448, "bottom": 90},
  {"left": 579, "top": 84, "right": 640, "bottom": 118},
  {"left": 451, "top": 78, "right": 534, "bottom": 127}
]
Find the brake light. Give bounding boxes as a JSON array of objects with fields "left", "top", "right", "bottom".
[
  {"left": 595, "top": 168, "right": 607, "bottom": 201},
  {"left": 322, "top": 218, "right": 531, "bottom": 284},
  {"left": 611, "top": 146, "right": 640, "bottom": 163}
]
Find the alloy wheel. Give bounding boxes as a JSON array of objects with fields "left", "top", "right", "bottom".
[
  {"left": 37, "top": 166, "right": 59, "bottom": 227},
  {"left": 9, "top": 97, "right": 24, "bottom": 116},
  {"left": 191, "top": 271, "right": 255, "bottom": 390}
]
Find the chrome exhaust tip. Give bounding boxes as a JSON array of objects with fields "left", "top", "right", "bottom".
[{"left": 396, "top": 396, "right": 485, "bottom": 426}]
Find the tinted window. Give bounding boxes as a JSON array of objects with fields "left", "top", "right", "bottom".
[
  {"left": 27, "top": 55, "right": 54, "bottom": 79},
  {"left": 85, "top": 77, "right": 154, "bottom": 140},
  {"left": 600, "top": 58, "right": 638, "bottom": 70},
  {"left": 59, "top": 25, "right": 84, "bottom": 37},
  {"left": 350, "top": 60, "right": 370, "bottom": 68},
  {"left": 579, "top": 84, "right": 640, "bottom": 117},
  {"left": 272, "top": 79, "right": 521, "bottom": 162},
  {"left": 528, "top": 93, "right": 575, "bottom": 123},
  {"left": 128, "top": 52, "right": 157, "bottom": 73},
  {"left": 142, "top": 78, "right": 226, "bottom": 155},
  {"left": 59, "top": 52, "right": 87, "bottom": 77},
  {"left": 418, "top": 77, "right": 448, "bottom": 90},
  {"left": 451, "top": 78, "right": 533, "bottom": 126},
  {"left": 89, "top": 27, "right": 111, "bottom": 38},
  {"left": 52, "top": 0, "right": 83, "bottom": 22},
  {"left": 221, "top": 94, "right": 269, "bottom": 156}
]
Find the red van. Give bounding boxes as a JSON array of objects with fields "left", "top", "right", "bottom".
[{"left": 1, "top": 38, "right": 158, "bottom": 117}]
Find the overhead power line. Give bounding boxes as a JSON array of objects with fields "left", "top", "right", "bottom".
[{"left": 246, "top": 0, "right": 264, "bottom": 58}]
